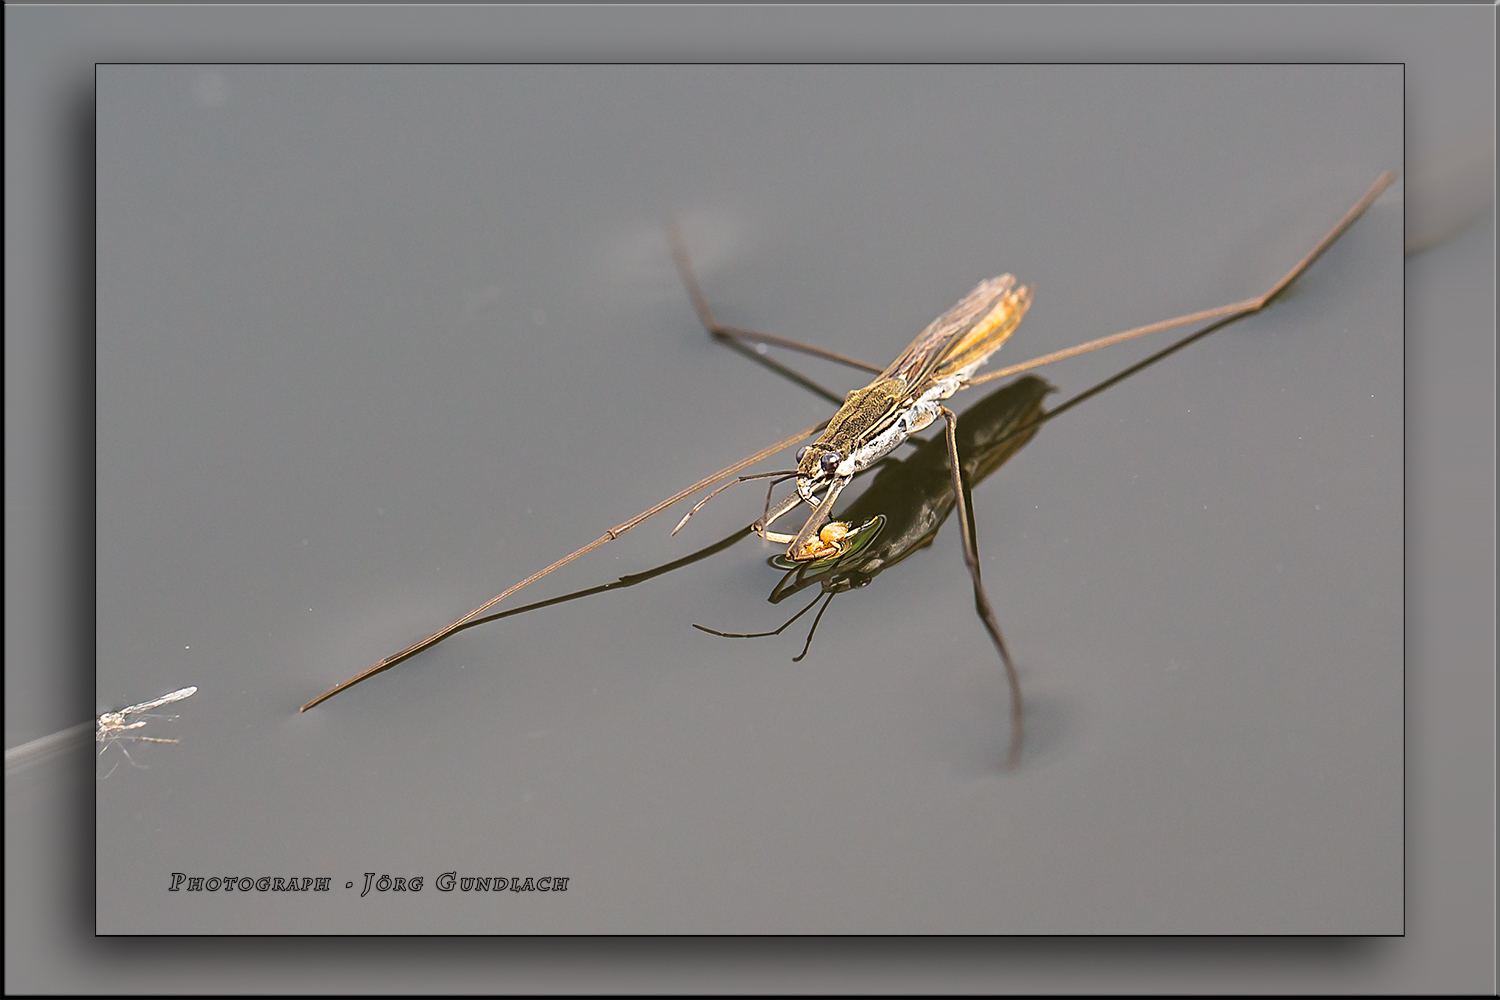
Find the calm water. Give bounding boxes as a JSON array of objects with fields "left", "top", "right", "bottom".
[{"left": 93, "top": 65, "right": 1401, "bottom": 932}]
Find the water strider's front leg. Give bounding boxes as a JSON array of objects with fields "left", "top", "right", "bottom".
[
  {"left": 753, "top": 489, "right": 804, "bottom": 545},
  {"left": 756, "top": 476, "right": 857, "bottom": 561}
]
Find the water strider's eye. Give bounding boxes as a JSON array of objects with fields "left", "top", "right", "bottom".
[
  {"left": 795, "top": 446, "right": 810, "bottom": 463},
  {"left": 819, "top": 451, "right": 842, "bottom": 475}
]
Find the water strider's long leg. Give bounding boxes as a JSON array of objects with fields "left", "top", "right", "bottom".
[
  {"left": 967, "top": 171, "right": 1396, "bottom": 391},
  {"left": 304, "top": 173, "right": 1393, "bottom": 711},
  {"left": 702, "top": 322, "right": 849, "bottom": 407},
  {"left": 667, "top": 223, "right": 884, "bottom": 380},
  {"left": 455, "top": 526, "right": 755, "bottom": 635},
  {"left": 928, "top": 164, "right": 1386, "bottom": 758},
  {"left": 300, "top": 419, "right": 828, "bottom": 711},
  {"left": 940, "top": 406, "right": 1024, "bottom": 770}
]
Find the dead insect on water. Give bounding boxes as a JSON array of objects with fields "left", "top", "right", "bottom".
[
  {"left": 97, "top": 685, "right": 198, "bottom": 778},
  {"left": 301, "top": 172, "right": 1396, "bottom": 733}
]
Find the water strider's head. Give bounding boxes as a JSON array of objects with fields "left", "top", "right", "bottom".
[{"left": 794, "top": 443, "right": 844, "bottom": 501}]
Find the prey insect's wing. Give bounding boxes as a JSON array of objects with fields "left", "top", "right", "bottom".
[
  {"left": 95, "top": 686, "right": 196, "bottom": 776},
  {"left": 882, "top": 274, "right": 1033, "bottom": 391},
  {"left": 115, "top": 686, "right": 198, "bottom": 718}
]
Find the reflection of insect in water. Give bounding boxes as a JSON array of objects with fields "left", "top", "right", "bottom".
[
  {"left": 693, "top": 372, "right": 1054, "bottom": 766},
  {"left": 97, "top": 685, "right": 197, "bottom": 778},
  {"left": 301, "top": 173, "right": 1396, "bottom": 744}
]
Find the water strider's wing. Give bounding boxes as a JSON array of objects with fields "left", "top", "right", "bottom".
[
  {"left": 882, "top": 274, "right": 1033, "bottom": 392},
  {"left": 810, "top": 276, "right": 1036, "bottom": 472}
]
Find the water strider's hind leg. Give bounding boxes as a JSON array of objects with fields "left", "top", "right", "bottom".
[{"left": 966, "top": 171, "right": 1397, "bottom": 392}]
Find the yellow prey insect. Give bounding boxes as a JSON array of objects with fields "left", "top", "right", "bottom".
[{"left": 301, "top": 172, "right": 1395, "bottom": 712}]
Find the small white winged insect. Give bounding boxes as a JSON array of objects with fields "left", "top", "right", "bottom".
[{"left": 96, "top": 685, "right": 197, "bottom": 777}]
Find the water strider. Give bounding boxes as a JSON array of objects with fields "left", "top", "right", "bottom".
[
  {"left": 736, "top": 272, "right": 1033, "bottom": 563},
  {"left": 300, "top": 171, "right": 1396, "bottom": 715}
]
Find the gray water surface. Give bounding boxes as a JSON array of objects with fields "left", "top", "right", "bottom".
[{"left": 96, "top": 64, "right": 1401, "bottom": 933}]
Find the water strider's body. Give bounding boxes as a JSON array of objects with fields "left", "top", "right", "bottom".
[{"left": 763, "top": 274, "right": 1033, "bottom": 560}]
